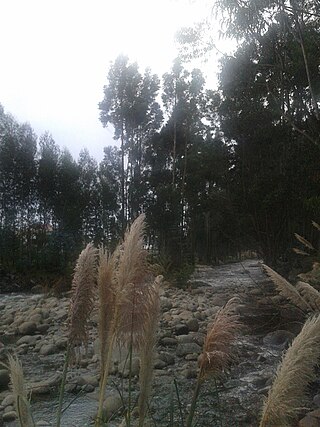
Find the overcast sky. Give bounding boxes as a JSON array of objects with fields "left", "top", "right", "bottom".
[{"left": 0, "top": 0, "right": 228, "bottom": 161}]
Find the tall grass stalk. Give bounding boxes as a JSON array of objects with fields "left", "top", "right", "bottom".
[
  {"left": 56, "top": 344, "right": 71, "bottom": 427},
  {"left": 7, "top": 355, "right": 34, "bottom": 427},
  {"left": 186, "top": 375, "right": 201, "bottom": 427},
  {"left": 259, "top": 314, "right": 320, "bottom": 427},
  {"left": 186, "top": 297, "right": 241, "bottom": 427},
  {"left": 57, "top": 243, "right": 97, "bottom": 427},
  {"left": 263, "top": 264, "right": 311, "bottom": 312},
  {"left": 138, "top": 276, "right": 162, "bottom": 427},
  {"left": 96, "top": 214, "right": 150, "bottom": 426},
  {"left": 174, "top": 379, "right": 185, "bottom": 427}
]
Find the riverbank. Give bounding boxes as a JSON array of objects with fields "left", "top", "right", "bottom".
[{"left": 0, "top": 260, "right": 315, "bottom": 426}]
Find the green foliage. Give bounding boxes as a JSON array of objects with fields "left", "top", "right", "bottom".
[
  {"left": 170, "top": 263, "right": 195, "bottom": 289},
  {"left": 3, "top": 11, "right": 320, "bottom": 284}
]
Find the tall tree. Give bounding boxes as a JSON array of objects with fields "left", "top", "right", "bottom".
[
  {"left": 99, "top": 55, "right": 162, "bottom": 231},
  {"left": 0, "top": 108, "right": 37, "bottom": 268},
  {"left": 78, "top": 148, "right": 100, "bottom": 242},
  {"left": 98, "top": 146, "right": 122, "bottom": 244},
  {"left": 214, "top": 1, "right": 320, "bottom": 262},
  {"left": 37, "top": 132, "right": 60, "bottom": 226}
]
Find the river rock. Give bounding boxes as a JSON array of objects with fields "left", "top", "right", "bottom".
[
  {"left": 314, "top": 394, "right": 320, "bottom": 407},
  {"left": 154, "top": 359, "right": 167, "bottom": 369},
  {"left": 37, "top": 323, "right": 50, "bottom": 333},
  {"left": 182, "top": 367, "right": 198, "bottom": 379},
  {"left": 0, "top": 370, "right": 10, "bottom": 390},
  {"left": 78, "top": 374, "right": 99, "bottom": 388},
  {"left": 35, "top": 420, "right": 51, "bottom": 426},
  {"left": 1, "top": 314, "right": 14, "bottom": 326},
  {"left": 186, "top": 318, "right": 199, "bottom": 332},
  {"left": 28, "top": 313, "right": 42, "bottom": 324},
  {"left": 30, "top": 372, "right": 62, "bottom": 395},
  {"left": 118, "top": 357, "right": 140, "bottom": 378},
  {"left": 1, "top": 394, "right": 14, "bottom": 407},
  {"left": 40, "top": 342, "right": 58, "bottom": 356},
  {"left": 102, "top": 394, "right": 123, "bottom": 419},
  {"left": 299, "top": 409, "right": 320, "bottom": 427},
  {"left": 177, "top": 310, "right": 193, "bottom": 321},
  {"left": 55, "top": 337, "right": 68, "bottom": 350},
  {"left": 16, "top": 335, "right": 40, "bottom": 346},
  {"left": 160, "top": 297, "right": 172, "bottom": 311},
  {"left": 177, "top": 334, "right": 194, "bottom": 344},
  {"left": 263, "top": 330, "right": 295, "bottom": 349},
  {"left": 4, "top": 404, "right": 14, "bottom": 414},
  {"left": 176, "top": 343, "right": 202, "bottom": 357},
  {"left": 174, "top": 324, "right": 189, "bottom": 335},
  {"left": 160, "top": 337, "right": 177, "bottom": 347},
  {"left": 18, "top": 321, "right": 37, "bottom": 335},
  {"left": 158, "top": 351, "right": 175, "bottom": 366},
  {"left": 2, "top": 410, "right": 16, "bottom": 421}
]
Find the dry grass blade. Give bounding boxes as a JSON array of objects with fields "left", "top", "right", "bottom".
[
  {"left": 312, "top": 221, "right": 320, "bottom": 231},
  {"left": 138, "top": 276, "right": 162, "bottom": 426},
  {"left": 114, "top": 214, "right": 152, "bottom": 349},
  {"left": 96, "top": 214, "right": 151, "bottom": 426},
  {"left": 296, "top": 281, "right": 320, "bottom": 312},
  {"left": 293, "top": 247, "right": 310, "bottom": 256},
  {"left": 199, "top": 297, "right": 241, "bottom": 380},
  {"left": 263, "top": 264, "right": 311, "bottom": 313},
  {"left": 98, "top": 247, "right": 116, "bottom": 371},
  {"left": 116, "top": 213, "right": 149, "bottom": 292},
  {"left": 8, "top": 355, "right": 34, "bottom": 427},
  {"left": 294, "top": 233, "right": 315, "bottom": 250},
  {"left": 117, "top": 282, "right": 155, "bottom": 349},
  {"left": 259, "top": 314, "right": 320, "bottom": 427},
  {"left": 69, "top": 243, "right": 98, "bottom": 350}
]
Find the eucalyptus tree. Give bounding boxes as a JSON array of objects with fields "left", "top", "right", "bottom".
[
  {"left": 37, "top": 132, "right": 60, "bottom": 227},
  {"left": 99, "top": 55, "right": 162, "bottom": 232},
  {"left": 214, "top": 0, "right": 320, "bottom": 262},
  {"left": 51, "top": 148, "right": 83, "bottom": 269},
  {"left": 145, "top": 60, "right": 230, "bottom": 265},
  {"left": 98, "top": 146, "right": 121, "bottom": 244},
  {"left": 78, "top": 148, "right": 101, "bottom": 242},
  {"left": 214, "top": 0, "right": 320, "bottom": 143},
  {"left": 174, "top": 1, "right": 320, "bottom": 262},
  {"left": 0, "top": 108, "right": 37, "bottom": 268}
]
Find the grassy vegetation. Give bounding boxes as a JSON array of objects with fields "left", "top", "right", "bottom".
[{"left": 5, "top": 217, "right": 320, "bottom": 426}]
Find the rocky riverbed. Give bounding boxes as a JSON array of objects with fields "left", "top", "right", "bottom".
[{"left": 0, "top": 259, "right": 318, "bottom": 427}]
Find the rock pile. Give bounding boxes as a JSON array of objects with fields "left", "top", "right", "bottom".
[{"left": 0, "top": 260, "right": 316, "bottom": 426}]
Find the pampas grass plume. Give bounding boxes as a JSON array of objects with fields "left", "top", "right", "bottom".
[
  {"left": 199, "top": 296, "right": 241, "bottom": 380},
  {"left": 263, "top": 264, "right": 311, "bottom": 313},
  {"left": 96, "top": 214, "right": 150, "bottom": 426},
  {"left": 294, "top": 233, "right": 314, "bottom": 250},
  {"left": 68, "top": 243, "right": 98, "bottom": 350},
  {"left": 260, "top": 314, "right": 320, "bottom": 427},
  {"left": 296, "top": 281, "right": 320, "bottom": 312},
  {"left": 186, "top": 297, "right": 241, "bottom": 427},
  {"left": 8, "top": 354, "right": 34, "bottom": 427},
  {"left": 98, "top": 247, "right": 116, "bottom": 371}
]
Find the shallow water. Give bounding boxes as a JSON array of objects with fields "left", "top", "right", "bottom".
[{"left": 5, "top": 394, "right": 98, "bottom": 427}]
